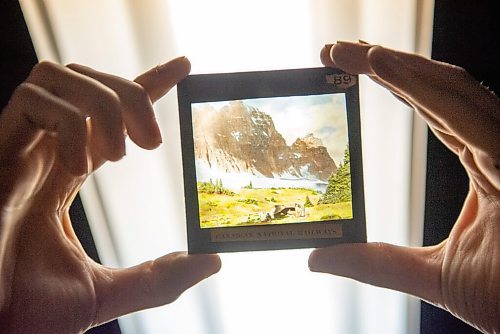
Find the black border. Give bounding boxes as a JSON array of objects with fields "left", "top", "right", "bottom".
[{"left": 178, "top": 67, "right": 366, "bottom": 253}]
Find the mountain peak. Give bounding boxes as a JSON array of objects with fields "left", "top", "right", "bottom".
[
  {"left": 193, "top": 101, "right": 337, "bottom": 181},
  {"left": 294, "top": 133, "right": 324, "bottom": 148}
]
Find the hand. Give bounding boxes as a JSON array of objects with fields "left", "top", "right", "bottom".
[
  {"left": 309, "top": 42, "right": 499, "bottom": 333},
  {"left": 0, "top": 57, "right": 221, "bottom": 333}
]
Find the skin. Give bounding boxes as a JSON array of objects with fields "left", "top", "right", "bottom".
[
  {"left": 309, "top": 42, "right": 499, "bottom": 334},
  {"left": 0, "top": 57, "right": 221, "bottom": 333}
]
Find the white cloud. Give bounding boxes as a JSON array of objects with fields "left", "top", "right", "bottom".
[{"left": 252, "top": 94, "right": 349, "bottom": 164}]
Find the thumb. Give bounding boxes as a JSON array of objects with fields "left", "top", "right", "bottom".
[
  {"left": 308, "top": 242, "right": 444, "bottom": 305},
  {"left": 93, "top": 252, "right": 221, "bottom": 326}
]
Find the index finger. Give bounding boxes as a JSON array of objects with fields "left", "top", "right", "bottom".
[
  {"left": 134, "top": 56, "right": 191, "bottom": 103},
  {"left": 323, "top": 42, "right": 500, "bottom": 163},
  {"left": 67, "top": 56, "right": 191, "bottom": 151}
]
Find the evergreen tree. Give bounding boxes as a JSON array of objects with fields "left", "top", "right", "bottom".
[
  {"left": 198, "top": 178, "right": 235, "bottom": 196},
  {"left": 215, "top": 178, "right": 221, "bottom": 194},
  {"left": 304, "top": 195, "right": 314, "bottom": 207},
  {"left": 319, "top": 147, "right": 352, "bottom": 204}
]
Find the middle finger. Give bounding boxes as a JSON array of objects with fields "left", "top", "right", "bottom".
[
  {"left": 67, "top": 63, "right": 162, "bottom": 150},
  {"left": 26, "top": 61, "right": 125, "bottom": 162}
]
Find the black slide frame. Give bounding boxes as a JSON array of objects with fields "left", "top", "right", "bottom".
[{"left": 178, "top": 67, "right": 366, "bottom": 253}]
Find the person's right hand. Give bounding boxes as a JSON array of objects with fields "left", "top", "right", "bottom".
[{"left": 309, "top": 42, "right": 499, "bottom": 334}]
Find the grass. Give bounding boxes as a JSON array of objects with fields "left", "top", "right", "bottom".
[{"left": 198, "top": 187, "right": 352, "bottom": 228}]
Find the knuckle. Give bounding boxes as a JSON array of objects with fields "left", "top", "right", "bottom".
[
  {"left": 117, "top": 80, "right": 152, "bottom": 111},
  {"left": 65, "top": 107, "right": 86, "bottom": 126},
  {"left": 128, "top": 81, "right": 150, "bottom": 102},
  {"left": 29, "top": 61, "right": 59, "bottom": 79},
  {"left": 450, "top": 64, "right": 471, "bottom": 80},
  {"left": 9, "top": 82, "right": 41, "bottom": 107},
  {"left": 139, "top": 260, "right": 157, "bottom": 296},
  {"left": 65, "top": 62, "right": 79, "bottom": 69},
  {"left": 451, "top": 64, "right": 467, "bottom": 74},
  {"left": 11, "top": 82, "right": 35, "bottom": 100},
  {"left": 90, "top": 86, "right": 122, "bottom": 113},
  {"left": 95, "top": 92, "right": 125, "bottom": 129}
]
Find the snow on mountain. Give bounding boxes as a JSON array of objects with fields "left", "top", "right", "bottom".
[{"left": 192, "top": 100, "right": 337, "bottom": 182}]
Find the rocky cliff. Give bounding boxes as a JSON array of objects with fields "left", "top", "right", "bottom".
[{"left": 193, "top": 101, "right": 337, "bottom": 181}]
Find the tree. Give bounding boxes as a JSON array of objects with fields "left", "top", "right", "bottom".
[
  {"left": 319, "top": 146, "right": 352, "bottom": 204},
  {"left": 198, "top": 178, "right": 235, "bottom": 196},
  {"left": 304, "top": 195, "right": 314, "bottom": 207},
  {"left": 217, "top": 179, "right": 223, "bottom": 194}
]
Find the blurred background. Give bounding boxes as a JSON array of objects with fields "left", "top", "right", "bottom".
[{"left": 15, "top": 0, "right": 435, "bottom": 333}]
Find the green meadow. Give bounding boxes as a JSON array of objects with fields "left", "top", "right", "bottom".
[{"left": 198, "top": 186, "right": 352, "bottom": 228}]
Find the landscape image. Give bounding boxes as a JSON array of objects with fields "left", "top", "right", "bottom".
[{"left": 192, "top": 93, "right": 353, "bottom": 228}]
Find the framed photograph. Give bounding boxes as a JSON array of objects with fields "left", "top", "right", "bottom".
[{"left": 177, "top": 67, "right": 366, "bottom": 253}]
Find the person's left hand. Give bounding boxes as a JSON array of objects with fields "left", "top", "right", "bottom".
[{"left": 0, "top": 57, "right": 221, "bottom": 334}]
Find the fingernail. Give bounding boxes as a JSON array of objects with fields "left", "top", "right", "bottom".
[
  {"left": 326, "top": 43, "right": 334, "bottom": 59},
  {"left": 160, "top": 55, "right": 186, "bottom": 65},
  {"left": 174, "top": 56, "right": 190, "bottom": 66},
  {"left": 358, "top": 39, "right": 370, "bottom": 45},
  {"left": 320, "top": 44, "right": 335, "bottom": 66}
]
